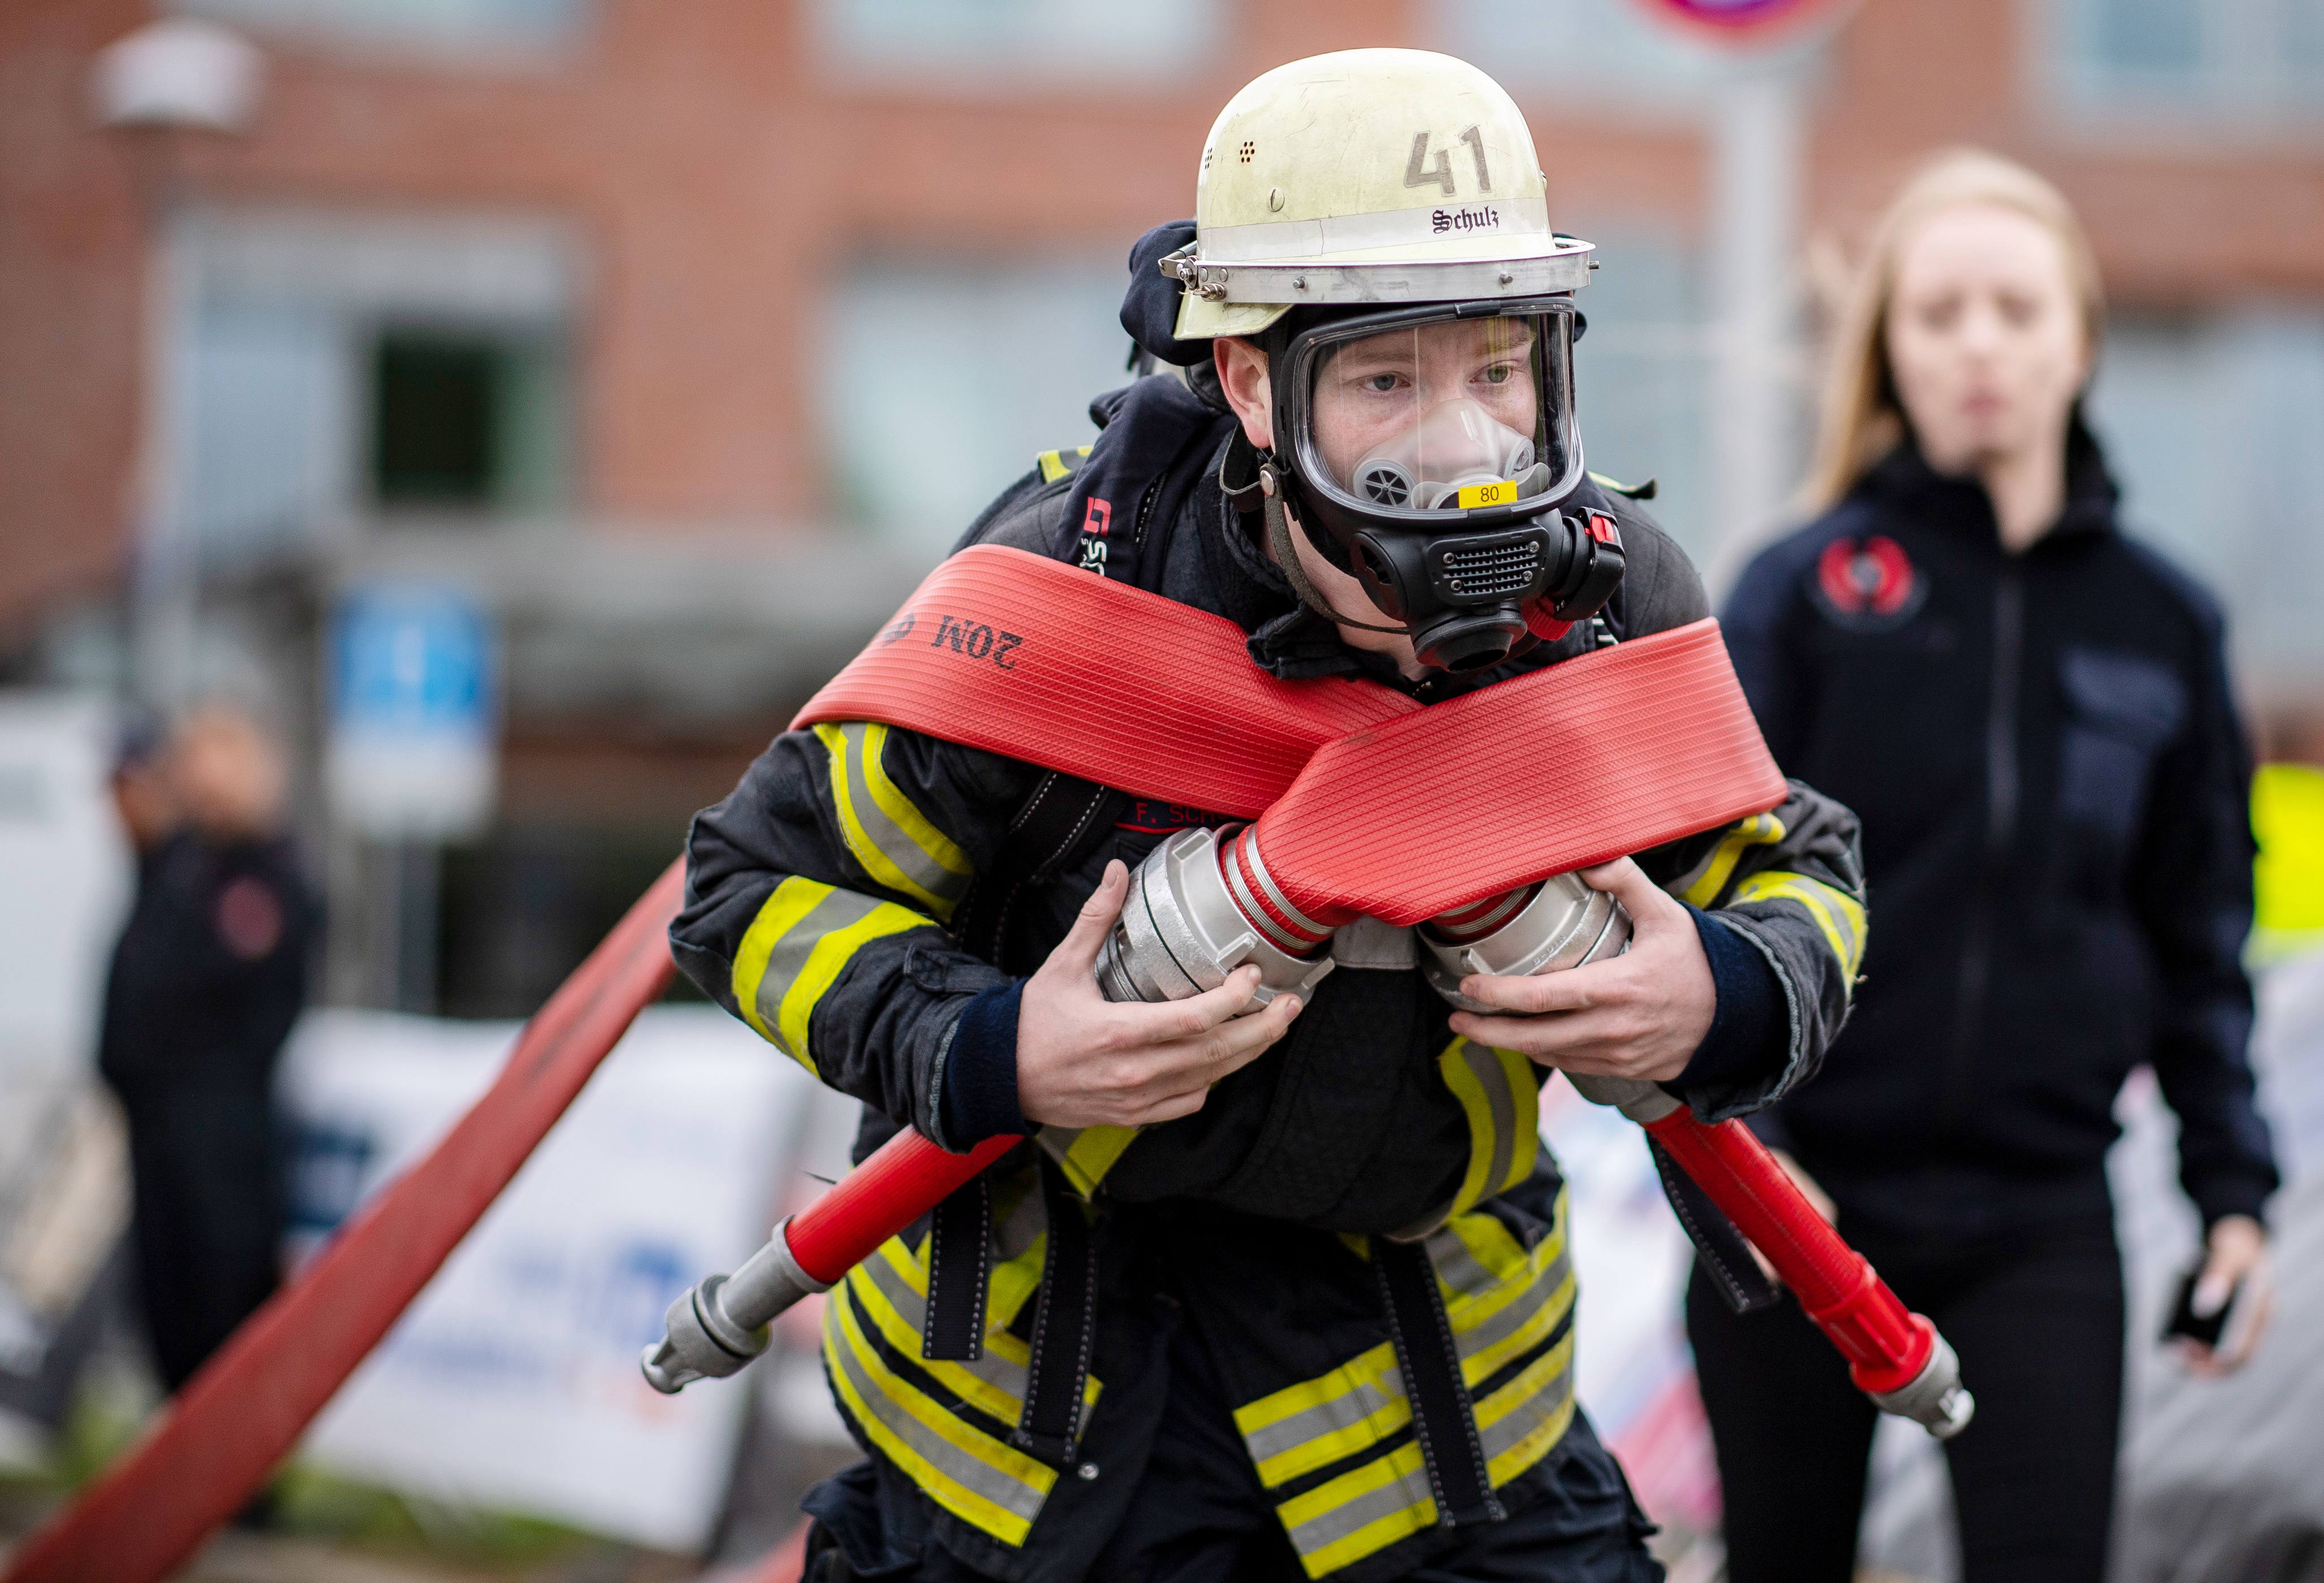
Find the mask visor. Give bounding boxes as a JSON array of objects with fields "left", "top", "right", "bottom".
[{"left": 1284, "top": 302, "right": 1580, "bottom": 533}]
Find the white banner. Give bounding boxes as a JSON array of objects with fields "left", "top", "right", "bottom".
[
  {"left": 1539, "top": 1077, "right": 1718, "bottom": 1532},
  {"left": 0, "top": 693, "right": 132, "bottom": 1073},
  {"left": 280, "top": 1005, "right": 814, "bottom": 1551}
]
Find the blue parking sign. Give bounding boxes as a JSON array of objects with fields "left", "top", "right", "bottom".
[
  {"left": 332, "top": 586, "right": 494, "bottom": 740},
  {"left": 327, "top": 585, "right": 498, "bottom": 838}
]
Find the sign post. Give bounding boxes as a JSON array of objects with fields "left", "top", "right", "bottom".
[
  {"left": 1631, "top": 0, "right": 1856, "bottom": 573},
  {"left": 325, "top": 584, "right": 498, "bottom": 1011},
  {"left": 1708, "top": 59, "right": 1805, "bottom": 569}
]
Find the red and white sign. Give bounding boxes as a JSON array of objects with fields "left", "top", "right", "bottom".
[{"left": 1633, "top": 0, "right": 1854, "bottom": 45}]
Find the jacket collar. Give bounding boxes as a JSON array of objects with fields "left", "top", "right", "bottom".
[{"left": 1861, "top": 406, "right": 2119, "bottom": 547}]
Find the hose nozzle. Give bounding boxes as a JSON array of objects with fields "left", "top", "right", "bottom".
[
  {"left": 640, "top": 1217, "right": 831, "bottom": 1394},
  {"left": 1869, "top": 1328, "right": 1977, "bottom": 1440}
]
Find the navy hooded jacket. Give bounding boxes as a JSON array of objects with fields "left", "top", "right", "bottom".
[{"left": 1720, "top": 422, "right": 2278, "bottom": 1237}]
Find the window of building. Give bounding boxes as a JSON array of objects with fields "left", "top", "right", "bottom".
[
  {"left": 1565, "top": 232, "right": 1721, "bottom": 562},
  {"left": 824, "top": 240, "right": 1731, "bottom": 569},
  {"left": 813, "top": 0, "right": 1215, "bottom": 81},
  {"left": 373, "top": 336, "right": 496, "bottom": 506},
  {"left": 175, "top": 0, "right": 583, "bottom": 53},
  {"left": 824, "top": 258, "right": 1135, "bottom": 556},
  {"left": 370, "top": 330, "right": 568, "bottom": 513},
  {"left": 171, "top": 211, "right": 576, "bottom": 561},
  {"left": 2048, "top": 0, "right": 2324, "bottom": 123},
  {"left": 181, "top": 294, "right": 350, "bottom": 566}
]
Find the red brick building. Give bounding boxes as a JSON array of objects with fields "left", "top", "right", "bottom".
[{"left": 6, "top": 0, "right": 2321, "bottom": 1004}]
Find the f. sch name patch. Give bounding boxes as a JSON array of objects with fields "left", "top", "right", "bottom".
[
  {"left": 1811, "top": 534, "right": 1925, "bottom": 631},
  {"left": 1116, "top": 799, "right": 1234, "bottom": 835}
]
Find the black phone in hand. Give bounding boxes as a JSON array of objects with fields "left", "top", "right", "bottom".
[{"left": 2163, "top": 1264, "right": 2239, "bottom": 1349}]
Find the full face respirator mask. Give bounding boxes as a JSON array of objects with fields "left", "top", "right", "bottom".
[{"left": 1262, "top": 298, "right": 1624, "bottom": 674}]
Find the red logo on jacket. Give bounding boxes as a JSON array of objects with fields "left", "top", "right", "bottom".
[{"left": 1812, "top": 534, "right": 1925, "bottom": 629}]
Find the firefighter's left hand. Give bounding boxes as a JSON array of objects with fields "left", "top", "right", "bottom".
[{"left": 1447, "top": 858, "right": 1715, "bottom": 1084}]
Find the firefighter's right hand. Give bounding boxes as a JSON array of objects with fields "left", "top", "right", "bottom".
[{"left": 1017, "top": 860, "right": 1302, "bottom": 1129}]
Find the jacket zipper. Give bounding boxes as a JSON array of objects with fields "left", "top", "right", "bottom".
[{"left": 1941, "top": 563, "right": 2022, "bottom": 1129}]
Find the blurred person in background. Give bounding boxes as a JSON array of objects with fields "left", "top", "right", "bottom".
[
  {"left": 106, "top": 712, "right": 179, "bottom": 858},
  {"left": 1696, "top": 150, "right": 2280, "bottom": 1583},
  {"left": 97, "top": 704, "right": 318, "bottom": 1399}
]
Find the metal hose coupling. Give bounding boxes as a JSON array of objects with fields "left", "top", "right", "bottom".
[
  {"left": 640, "top": 1216, "right": 831, "bottom": 1394},
  {"left": 1870, "top": 1330, "right": 1977, "bottom": 1440},
  {"left": 1095, "top": 825, "right": 1339, "bottom": 1006},
  {"left": 1422, "top": 872, "right": 1630, "bottom": 1011}
]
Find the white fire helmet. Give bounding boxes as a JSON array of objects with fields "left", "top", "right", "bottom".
[{"left": 1163, "top": 50, "right": 1622, "bottom": 674}]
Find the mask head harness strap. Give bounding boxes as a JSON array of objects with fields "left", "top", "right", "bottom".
[{"left": 1258, "top": 459, "right": 1408, "bottom": 635}]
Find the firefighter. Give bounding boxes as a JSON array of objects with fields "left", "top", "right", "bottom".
[
  {"left": 98, "top": 705, "right": 316, "bottom": 1399},
  {"left": 675, "top": 51, "right": 1869, "bottom": 1582}
]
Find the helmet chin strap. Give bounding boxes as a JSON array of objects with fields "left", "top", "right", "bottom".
[{"left": 1258, "top": 462, "right": 1408, "bottom": 636}]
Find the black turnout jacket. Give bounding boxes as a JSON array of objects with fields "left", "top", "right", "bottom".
[
  {"left": 1722, "top": 423, "right": 2278, "bottom": 1237},
  {"left": 672, "top": 376, "right": 1869, "bottom": 1583}
]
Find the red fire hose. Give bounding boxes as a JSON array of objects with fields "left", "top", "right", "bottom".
[
  {"left": 663, "top": 1095, "right": 1967, "bottom": 1438},
  {"left": 3, "top": 862, "right": 687, "bottom": 1583},
  {"left": 13, "top": 542, "right": 1961, "bottom": 1583}
]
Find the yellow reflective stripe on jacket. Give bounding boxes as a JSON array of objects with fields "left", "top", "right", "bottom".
[
  {"left": 731, "top": 876, "right": 936, "bottom": 1073},
  {"left": 1036, "top": 1124, "right": 1141, "bottom": 1197},
  {"left": 1434, "top": 1203, "right": 1575, "bottom": 1387},
  {"left": 1278, "top": 1438, "right": 1436, "bottom": 1579},
  {"left": 814, "top": 721, "right": 974, "bottom": 923},
  {"left": 1585, "top": 468, "right": 1654, "bottom": 501},
  {"left": 1676, "top": 811, "right": 1788, "bottom": 906},
  {"left": 1269, "top": 1326, "right": 1580, "bottom": 1580},
  {"left": 844, "top": 1233, "right": 1101, "bottom": 1429},
  {"left": 1732, "top": 868, "right": 1866, "bottom": 978},
  {"left": 1476, "top": 1330, "right": 1577, "bottom": 1486},
  {"left": 1243, "top": 1211, "right": 1576, "bottom": 1573},
  {"left": 823, "top": 1272, "right": 1057, "bottom": 1546},
  {"left": 982, "top": 1173, "right": 1053, "bottom": 1334},
  {"left": 848, "top": 1240, "right": 1035, "bottom": 1427},
  {"left": 1036, "top": 444, "right": 1093, "bottom": 484},
  {"left": 1238, "top": 1340, "right": 1410, "bottom": 1490},
  {"left": 1436, "top": 1039, "right": 1541, "bottom": 1221},
  {"left": 1235, "top": 1202, "right": 1573, "bottom": 1485}
]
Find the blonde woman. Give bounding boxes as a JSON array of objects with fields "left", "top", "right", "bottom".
[{"left": 1699, "top": 151, "right": 2278, "bottom": 1582}]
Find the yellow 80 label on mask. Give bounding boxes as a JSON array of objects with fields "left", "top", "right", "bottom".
[{"left": 1457, "top": 479, "right": 1519, "bottom": 509}]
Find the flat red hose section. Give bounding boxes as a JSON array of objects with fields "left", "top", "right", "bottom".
[
  {"left": 796, "top": 546, "right": 1417, "bottom": 818},
  {"left": 1254, "top": 621, "right": 1784, "bottom": 924},
  {"left": 3, "top": 861, "right": 687, "bottom": 1583},
  {"left": 800, "top": 547, "right": 1784, "bottom": 918}
]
